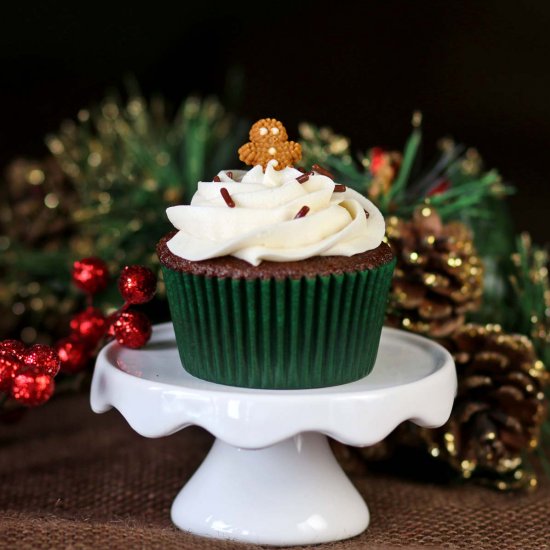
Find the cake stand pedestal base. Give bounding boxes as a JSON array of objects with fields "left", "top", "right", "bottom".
[
  {"left": 171, "top": 433, "right": 368, "bottom": 545},
  {"left": 91, "top": 323, "right": 456, "bottom": 546}
]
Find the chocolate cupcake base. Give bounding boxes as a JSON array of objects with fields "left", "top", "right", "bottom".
[{"left": 158, "top": 234, "right": 395, "bottom": 389}]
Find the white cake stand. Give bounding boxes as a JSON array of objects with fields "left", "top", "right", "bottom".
[{"left": 90, "top": 322, "right": 456, "bottom": 547}]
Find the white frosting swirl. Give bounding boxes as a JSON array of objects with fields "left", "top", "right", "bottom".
[{"left": 166, "top": 162, "right": 385, "bottom": 266}]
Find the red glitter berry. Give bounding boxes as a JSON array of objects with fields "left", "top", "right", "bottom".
[
  {"left": 0, "top": 340, "right": 26, "bottom": 361},
  {"left": 113, "top": 310, "right": 152, "bottom": 349},
  {"left": 106, "top": 312, "right": 119, "bottom": 337},
  {"left": 70, "top": 307, "right": 107, "bottom": 347},
  {"left": 118, "top": 265, "right": 157, "bottom": 305},
  {"left": 72, "top": 257, "right": 109, "bottom": 295},
  {"left": 0, "top": 353, "right": 22, "bottom": 390},
  {"left": 11, "top": 372, "right": 55, "bottom": 406},
  {"left": 55, "top": 336, "right": 90, "bottom": 374},
  {"left": 22, "top": 344, "right": 61, "bottom": 377}
]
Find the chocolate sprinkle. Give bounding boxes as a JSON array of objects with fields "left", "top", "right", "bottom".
[
  {"left": 312, "top": 163, "right": 335, "bottom": 180},
  {"left": 333, "top": 184, "right": 347, "bottom": 192},
  {"left": 296, "top": 167, "right": 306, "bottom": 173},
  {"left": 226, "top": 171, "right": 233, "bottom": 179},
  {"left": 220, "top": 187, "right": 235, "bottom": 208},
  {"left": 364, "top": 209, "right": 370, "bottom": 218},
  {"left": 294, "top": 205, "right": 310, "bottom": 219},
  {"left": 213, "top": 175, "right": 221, "bottom": 182},
  {"left": 296, "top": 173, "right": 310, "bottom": 184}
]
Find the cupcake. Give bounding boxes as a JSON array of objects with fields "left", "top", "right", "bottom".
[{"left": 157, "top": 118, "right": 395, "bottom": 389}]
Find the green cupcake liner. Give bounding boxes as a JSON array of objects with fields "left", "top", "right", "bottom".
[{"left": 162, "top": 258, "right": 396, "bottom": 389}]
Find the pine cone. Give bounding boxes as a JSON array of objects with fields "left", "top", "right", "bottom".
[
  {"left": 386, "top": 206, "right": 483, "bottom": 338},
  {"left": 422, "top": 324, "right": 548, "bottom": 488}
]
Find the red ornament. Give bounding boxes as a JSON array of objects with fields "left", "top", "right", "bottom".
[
  {"left": 11, "top": 372, "right": 55, "bottom": 406},
  {"left": 106, "top": 312, "right": 119, "bottom": 337},
  {"left": 0, "top": 340, "right": 25, "bottom": 361},
  {"left": 370, "top": 147, "right": 386, "bottom": 176},
  {"left": 427, "top": 179, "right": 451, "bottom": 197},
  {"left": 118, "top": 265, "right": 157, "bottom": 304},
  {"left": 72, "top": 257, "right": 109, "bottom": 295},
  {"left": 113, "top": 310, "right": 152, "bottom": 349},
  {"left": 70, "top": 307, "right": 107, "bottom": 347},
  {"left": 55, "top": 336, "right": 90, "bottom": 374},
  {"left": 22, "top": 344, "right": 61, "bottom": 377},
  {"left": 0, "top": 353, "right": 21, "bottom": 390}
]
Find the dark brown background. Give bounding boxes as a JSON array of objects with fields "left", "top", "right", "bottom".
[{"left": 0, "top": 1, "right": 548, "bottom": 242}]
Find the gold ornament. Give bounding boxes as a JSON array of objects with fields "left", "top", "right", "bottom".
[
  {"left": 385, "top": 206, "right": 484, "bottom": 338},
  {"left": 367, "top": 149, "right": 402, "bottom": 201}
]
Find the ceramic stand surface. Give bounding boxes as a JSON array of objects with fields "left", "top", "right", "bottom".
[{"left": 91, "top": 323, "right": 456, "bottom": 547}]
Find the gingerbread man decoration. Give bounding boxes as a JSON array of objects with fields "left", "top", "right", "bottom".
[{"left": 238, "top": 118, "right": 302, "bottom": 170}]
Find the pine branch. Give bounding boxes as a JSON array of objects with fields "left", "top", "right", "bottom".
[
  {"left": 508, "top": 233, "right": 550, "bottom": 366},
  {"left": 298, "top": 119, "right": 514, "bottom": 222},
  {"left": 384, "top": 125, "right": 422, "bottom": 208},
  {"left": 45, "top": 92, "right": 246, "bottom": 271}
]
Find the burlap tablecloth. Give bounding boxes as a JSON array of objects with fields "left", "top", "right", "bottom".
[{"left": 0, "top": 393, "right": 548, "bottom": 549}]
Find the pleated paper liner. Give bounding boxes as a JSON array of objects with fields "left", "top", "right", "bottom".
[{"left": 162, "top": 258, "right": 396, "bottom": 389}]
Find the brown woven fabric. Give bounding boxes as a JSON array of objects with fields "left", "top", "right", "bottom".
[{"left": 0, "top": 394, "right": 548, "bottom": 549}]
